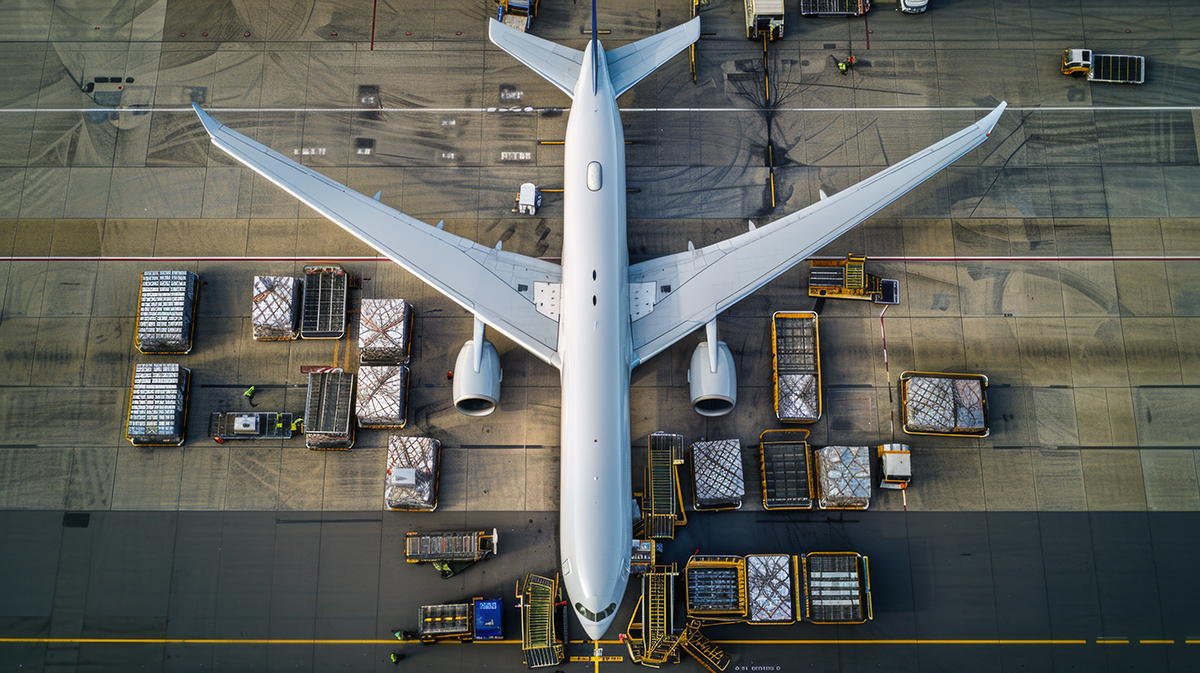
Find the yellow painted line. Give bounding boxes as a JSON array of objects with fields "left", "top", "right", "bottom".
[
  {"left": 712, "top": 639, "right": 1089, "bottom": 645},
  {"left": 1140, "top": 640, "right": 1175, "bottom": 644},
  {"left": 1187, "top": 640, "right": 1200, "bottom": 644},
  {"left": 5, "top": 637, "right": 1187, "bottom": 647},
  {"left": 1097, "top": 640, "right": 1129, "bottom": 644},
  {"left": 0, "top": 638, "right": 522, "bottom": 645}
]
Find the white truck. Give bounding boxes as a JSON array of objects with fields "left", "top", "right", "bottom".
[
  {"left": 1061, "top": 49, "right": 1145, "bottom": 84},
  {"left": 745, "top": 0, "right": 784, "bottom": 40}
]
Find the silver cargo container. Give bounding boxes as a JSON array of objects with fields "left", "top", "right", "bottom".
[{"left": 126, "top": 363, "right": 190, "bottom": 445}]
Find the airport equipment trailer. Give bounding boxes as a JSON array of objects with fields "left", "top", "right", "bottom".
[
  {"left": 300, "top": 264, "right": 348, "bottom": 339},
  {"left": 405, "top": 529, "right": 498, "bottom": 578},
  {"left": 900, "top": 371, "right": 989, "bottom": 437},
  {"left": 878, "top": 443, "right": 911, "bottom": 490},
  {"left": 772, "top": 312, "right": 822, "bottom": 422},
  {"left": 304, "top": 371, "right": 355, "bottom": 449},
  {"left": 800, "top": 0, "right": 870, "bottom": 16},
  {"left": 495, "top": 0, "right": 536, "bottom": 32},
  {"left": 209, "top": 412, "right": 293, "bottom": 441},
  {"left": 759, "top": 429, "right": 813, "bottom": 509},
  {"left": 417, "top": 597, "right": 503, "bottom": 643},
  {"left": 1061, "top": 49, "right": 1145, "bottom": 84},
  {"left": 808, "top": 254, "right": 898, "bottom": 304},
  {"left": 744, "top": 0, "right": 784, "bottom": 40}
]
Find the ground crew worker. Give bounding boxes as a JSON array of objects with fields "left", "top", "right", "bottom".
[
  {"left": 291, "top": 417, "right": 304, "bottom": 432},
  {"left": 275, "top": 416, "right": 284, "bottom": 433},
  {"left": 837, "top": 60, "right": 848, "bottom": 75},
  {"left": 390, "top": 652, "right": 405, "bottom": 664},
  {"left": 243, "top": 385, "right": 258, "bottom": 407},
  {"left": 847, "top": 55, "right": 856, "bottom": 69}
]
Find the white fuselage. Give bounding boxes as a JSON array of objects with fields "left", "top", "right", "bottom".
[{"left": 557, "top": 42, "right": 633, "bottom": 640}]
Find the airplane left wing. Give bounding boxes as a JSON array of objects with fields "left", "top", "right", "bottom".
[
  {"left": 628, "top": 102, "right": 1007, "bottom": 367},
  {"left": 193, "top": 104, "right": 563, "bottom": 367}
]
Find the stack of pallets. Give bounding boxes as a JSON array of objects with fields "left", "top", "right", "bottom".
[
  {"left": 136, "top": 270, "right": 198, "bottom": 353},
  {"left": 126, "top": 363, "right": 190, "bottom": 445}
]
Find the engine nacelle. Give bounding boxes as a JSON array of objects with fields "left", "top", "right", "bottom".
[
  {"left": 452, "top": 339, "right": 502, "bottom": 416},
  {"left": 688, "top": 340, "right": 737, "bottom": 416}
]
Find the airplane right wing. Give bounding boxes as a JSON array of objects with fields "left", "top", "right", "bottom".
[{"left": 627, "top": 103, "right": 1008, "bottom": 367}]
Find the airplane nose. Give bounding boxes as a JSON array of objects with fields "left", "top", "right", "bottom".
[{"left": 581, "top": 615, "right": 613, "bottom": 640}]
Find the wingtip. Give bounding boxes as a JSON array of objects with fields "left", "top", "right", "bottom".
[
  {"left": 191, "top": 102, "right": 222, "bottom": 136},
  {"left": 981, "top": 101, "right": 1007, "bottom": 137}
]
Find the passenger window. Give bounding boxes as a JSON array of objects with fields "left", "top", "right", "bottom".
[{"left": 587, "top": 162, "right": 602, "bottom": 191}]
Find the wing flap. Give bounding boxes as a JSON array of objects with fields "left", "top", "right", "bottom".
[
  {"left": 628, "top": 103, "right": 1007, "bottom": 366},
  {"left": 194, "top": 104, "right": 562, "bottom": 367}
]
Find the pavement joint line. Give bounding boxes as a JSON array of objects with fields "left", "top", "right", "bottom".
[
  {"left": 7, "top": 255, "right": 1200, "bottom": 263},
  {"left": 4, "top": 106, "right": 1200, "bottom": 114}
]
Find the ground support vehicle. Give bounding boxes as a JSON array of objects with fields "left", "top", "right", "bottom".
[
  {"left": 878, "top": 443, "right": 911, "bottom": 490},
  {"left": 208, "top": 412, "right": 293, "bottom": 441},
  {"left": 623, "top": 563, "right": 730, "bottom": 672},
  {"left": 759, "top": 429, "right": 813, "bottom": 509},
  {"left": 516, "top": 573, "right": 566, "bottom": 668},
  {"left": 126, "top": 363, "right": 190, "bottom": 446},
  {"left": 385, "top": 435, "right": 440, "bottom": 511},
  {"left": 495, "top": 0, "right": 536, "bottom": 32},
  {"left": 251, "top": 276, "right": 300, "bottom": 340},
  {"left": 808, "top": 254, "right": 898, "bottom": 304},
  {"left": 690, "top": 439, "right": 745, "bottom": 510},
  {"left": 136, "top": 270, "right": 198, "bottom": 354},
  {"left": 1061, "top": 49, "right": 1145, "bottom": 84},
  {"left": 356, "top": 365, "right": 409, "bottom": 428},
  {"left": 772, "top": 312, "right": 821, "bottom": 422},
  {"left": 640, "top": 432, "right": 687, "bottom": 539},
  {"left": 359, "top": 298, "right": 413, "bottom": 365},
  {"left": 513, "top": 183, "right": 543, "bottom": 214},
  {"left": 405, "top": 529, "right": 498, "bottom": 578},
  {"left": 300, "top": 264, "right": 348, "bottom": 338},
  {"left": 899, "top": 371, "right": 989, "bottom": 437},
  {"left": 800, "top": 0, "right": 870, "bottom": 16},
  {"left": 417, "top": 597, "right": 503, "bottom": 643},
  {"left": 304, "top": 371, "right": 355, "bottom": 449},
  {"left": 744, "top": 0, "right": 783, "bottom": 40},
  {"left": 813, "top": 446, "right": 871, "bottom": 510}
]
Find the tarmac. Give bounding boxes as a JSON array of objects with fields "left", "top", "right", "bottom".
[{"left": 1, "top": 0, "right": 1199, "bottom": 670}]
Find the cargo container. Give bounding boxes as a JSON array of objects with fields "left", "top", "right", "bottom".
[
  {"left": 304, "top": 371, "right": 355, "bottom": 449},
  {"left": 251, "top": 276, "right": 300, "bottom": 340},
  {"left": 417, "top": 597, "right": 503, "bottom": 643},
  {"left": 745, "top": 0, "right": 784, "bottom": 40},
  {"left": 899, "top": 371, "right": 989, "bottom": 437},
  {"left": 813, "top": 445, "right": 871, "bottom": 510},
  {"left": 684, "top": 553, "right": 797, "bottom": 625},
  {"left": 358, "top": 298, "right": 413, "bottom": 365},
  {"left": 772, "top": 312, "right": 821, "bottom": 423},
  {"left": 356, "top": 365, "right": 409, "bottom": 428},
  {"left": 300, "top": 264, "right": 347, "bottom": 339},
  {"left": 126, "top": 363, "right": 190, "bottom": 445},
  {"left": 690, "top": 439, "right": 745, "bottom": 511},
  {"left": 385, "top": 435, "right": 439, "bottom": 511},
  {"left": 135, "top": 270, "right": 198, "bottom": 354}
]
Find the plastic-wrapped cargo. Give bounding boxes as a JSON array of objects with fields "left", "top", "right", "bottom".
[
  {"left": 747, "top": 554, "right": 795, "bottom": 624},
  {"left": 356, "top": 365, "right": 409, "bottom": 428},
  {"left": 126, "top": 363, "right": 190, "bottom": 445},
  {"left": 901, "top": 372, "right": 989, "bottom": 436},
  {"left": 777, "top": 374, "right": 818, "bottom": 421},
  {"left": 772, "top": 312, "right": 821, "bottom": 423},
  {"left": 690, "top": 439, "right": 745, "bottom": 510},
  {"left": 386, "top": 435, "right": 439, "bottom": 510},
  {"left": 359, "top": 299, "right": 413, "bottom": 365},
  {"left": 814, "top": 446, "right": 871, "bottom": 510},
  {"left": 251, "top": 276, "right": 300, "bottom": 340},
  {"left": 305, "top": 371, "right": 355, "bottom": 449},
  {"left": 136, "top": 270, "right": 198, "bottom": 353}
]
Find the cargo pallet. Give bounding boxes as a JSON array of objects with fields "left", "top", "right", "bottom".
[
  {"left": 385, "top": 435, "right": 440, "bottom": 511},
  {"left": 417, "top": 597, "right": 503, "bottom": 643},
  {"left": 802, "top": 552, "right": 872, "bottom": 624},
  {"left": 899, "top": 371, "right": 989, "bottom": 437},
  {"left": 126, "top": 363, "right": 190, "bottom": 446},
  {"left": 135, "top": 270, "right": 199, "bottom": 354},
  {"left": 301, "top": 264, "right": 348, "bottom": 339},
  {"left": 208, "top": 412, "right": 293, "bottom": 441},
  {"left": 304, "top": 371, "right": 355, "bottom": 449},
  {"left": 759, "top": 429, "right": 813, "bottom": 509},
  {"left": 690, "top": 439, "right": 745, "bottom": 511},
  {"left": 771, "top": 312, "right": 822, "bottom": 423}
]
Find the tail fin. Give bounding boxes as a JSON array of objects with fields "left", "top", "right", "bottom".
[
  {"left": 488, "top": 19, "right": 583, "bottom": 99},
  {"left": 605, "top": 16, "right": 700, "bottom": 98}
]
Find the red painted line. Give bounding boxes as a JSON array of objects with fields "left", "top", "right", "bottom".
[
  {"left": 864, "top": 15, "right": 870, "bottom": 50},
  {"left": 873, "top": 256, "right": 1200, "bottom": 262},
  {"left": 4, "top": 255, "right": 1197, "bottom": 264},
  {"left": 370, "top": 0, "right": 377, "bottom": 50}
]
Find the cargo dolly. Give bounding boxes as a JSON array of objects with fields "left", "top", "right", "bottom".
[
  {"left": 405, "top": 529, "right": 498, "bottom": 578},
  {"left": 208, "top": 412, "right": 293, "bottom": 441},
  {"left": 899, "top": 371, "right": 989, "bottom": 437},
  {"left": 771, "top": 312, "right": 822, "bottom": 423},
  {"left": 417, "top": 597, "right": 503, "bottom": 643},
  {"left": 300, "top": 264, "right": 348, "bottom": 339},
  {"left": 759, "top": 429, "right": 813, "bottom": 509},
  {"left": 807, "top": 254, "right": 898, "bottom": 304}
]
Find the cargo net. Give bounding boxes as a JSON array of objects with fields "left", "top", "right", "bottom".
[
  {"left": 359, "top": 299, "right": 412, "bottom": 364},
  {"left": 691, "top": 440, "right": 745, "bottom": 509},
  {"left": 815, "top": 446, "right": 871, "bottom": 509},
  {"left": 777, "top": 374, "right": 819, "bottom": 421},
  {"left": 386, "top": 435, "right": 439, "bottom": 510},
  {"left": 251, "top": 276, "right": 299, "bottom": 340},
  {"left": 806, "top": 554, "right": 862, "bottom": 623},
  {"left": 686, "top": 567, "right": 742, "bottom": 613},
  {"left": 905, "top": 375, "right": 986, "bottom": 433},
  {"left": 357, "top": 366, "right": 409, "bottom": 428},
  {"left": 136, "top": 270, "right": 197, "bottom": 353},
  {"left": 747, "top": 555, "right": 794, "bottom": 623}
]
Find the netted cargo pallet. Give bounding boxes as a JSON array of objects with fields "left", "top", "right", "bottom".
[
  {"left": 690, "top": 439, "right": 745, "bottom": 510},
  {"left": 251, "top": 276, "right": 299, "bottom": 340},
  {"left": 126, "top": 363, "right": 190, "bottom": 445},
  {"left": 815, "top": 446, "right": 871, "bottom": 510},
  {"left": 803, "top": 552, "right": 871, "bottom": 624},
  {"left": 359, "top": 298, "right": 413, "bottom": 365},
  {"left": 747, "top": 554, "right": 795, "bottom": 624},
  {"left": 772, "top": 312, "right": 821, "bottom": 423},
  {"left": 759, "top": 429, "right": 812, "bottom": 509},
  {"left": 386, "top": 435, "right": 439, "bottom": 511},
  {"left": 305, "top": 371, "right": 355, "bottom": 449},
  {"left": 356, "top": 365, "right": 409, "bottom": 429},
  {"left": 900, "top": 372, "right": 989, "bottom": 437},
  {"left": 685, "top": 556, "right": 745, "bottom": 616},
  {"left": 301, "top": 264, "right": 347, "bottom": 339},
  {"left": 135, "top": 270, "right": 198, "bottom": 354}
]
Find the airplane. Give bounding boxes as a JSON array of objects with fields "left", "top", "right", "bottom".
[{"left": 193, "top": 3, "right": 1006, "bottom": 640}]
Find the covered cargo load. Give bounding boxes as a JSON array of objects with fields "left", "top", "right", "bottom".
[
  {"left": 251, "top": 276, "right": 300, "bottom": 340},
  {"left": 690, "top": 439, "right": 745, "bottom": 510},
  {"left": 136, "top": 270, "right": 198, "bottom": 354},
  {"left": 802, "top": 552, "right": 872, "bottom": 624},
  {"left": 356, "top": 365, "right": 409, "bottom": 429},
  {"left": 900, "top": 371, "right": 989, "bottom": 436},
  {"left": 126, "top": 363, "right": 190, "bottom": 445},
  {"left": 304, "top": 371, "right": 355, "bottom": 449},
  {"left": 300, "top": 264, "right": 347, "bottom": 339},
  {"left": 759, "top": 429, "right": 813, "bottom": 509},
  {"left": 746, "top": 554, "right": 795, "bottom": 624},
  {"left": 800, "top": 0, "right": 870, "bottom": 16},
  {"left": 386, "top": 435, "right": 439, "bottom": 511},
  {"left": 814, "top": 446, "right": 872, "bottom": 510},
  {"left": 772, "top": 312, "right": 821, "bottom": 423},
  {"left": 418, "top": 598, "right": 501, "bottom": 642},
  {"left": 358, "top": 298, "right": 413, "bottom": 365}
]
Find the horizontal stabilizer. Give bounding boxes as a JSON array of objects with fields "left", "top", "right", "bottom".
[
  {"left": 606, "top": 16, "right": 701, "bottom": 98},
  {"left": 488, "top": 18, "right": 583, "bottom": 98}
]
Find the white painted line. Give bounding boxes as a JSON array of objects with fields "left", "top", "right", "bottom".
[{"left": 2, "top": 106, "right": 1199, "bottom": 114}]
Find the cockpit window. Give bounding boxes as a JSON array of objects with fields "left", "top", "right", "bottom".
[
  {"left": 574, "top": 602, "right": 617, "bottom": 622},
  {"left": 587, "top": 162, "right": 602, "bottom": 191}
]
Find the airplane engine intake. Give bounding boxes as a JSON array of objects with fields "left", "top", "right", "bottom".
[
  {"left": 687, "top": 340, "right": 736, "bottom": 416},
  {"left": 452, "top": 339, "right": 502, "bottom": 416}
]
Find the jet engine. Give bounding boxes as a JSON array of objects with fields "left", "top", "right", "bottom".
[
  {"left": 452, "top": 318, "right": 503, "bottom": 416},
  {"left": 687, "top": 339, "right": 736, "bottom": 417}
]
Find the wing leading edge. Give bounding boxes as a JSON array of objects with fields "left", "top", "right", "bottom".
[
  {"left": 193, "top": 104, "right": 562, "bottom": 367},
  {"left": 628, "top": 102, "right": 1007, "bottom": 367}
]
